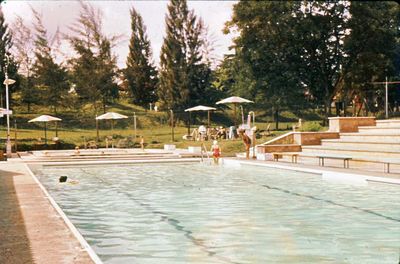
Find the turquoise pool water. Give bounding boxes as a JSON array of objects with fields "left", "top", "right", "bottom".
[{"left": 35, "top": 163, "right": 400, "bottom": 263}]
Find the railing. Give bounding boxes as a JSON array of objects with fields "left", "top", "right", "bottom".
[{"left": 200, "top": 143, "right": 210, "bottom": 163}]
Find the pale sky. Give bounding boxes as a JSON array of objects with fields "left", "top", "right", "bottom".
[{"left": 1, "top": 0, "right": 237, "bottom": 68}]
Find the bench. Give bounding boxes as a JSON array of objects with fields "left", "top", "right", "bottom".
[
  {"left": 317, "top": 155, "right": 352, "bottom": 168},
  {"left": 272, "top": 152, "right": 299, "bottom": 163},
  {"left": 271, "top": 152, "right": 400, "bottom": 173},
  {"left": 355, "top": 158, "right": 400, "bottom": 174}
]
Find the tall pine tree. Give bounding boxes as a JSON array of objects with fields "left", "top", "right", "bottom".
[
  {"left": 0, "top": 7, "right": 19, "bottom": 111},
  {"left": 125, "top": 7, "right": 158, "bottom": 107},
  {"left": 158, "top": 0, "right": 212, "bottom": 111},
  {"left": 12, "top": 16, "right": 37, "bottom": 112},
  {"left": 68, "top": 2, "right": 119, "bottom": 113},
  {"left": 31, "top": 10, "right": 69, "bottom": 114}
]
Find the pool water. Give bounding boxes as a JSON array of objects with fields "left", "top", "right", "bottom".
[{"left": 35, "top": 163, "right": 400, "bottom": 263}]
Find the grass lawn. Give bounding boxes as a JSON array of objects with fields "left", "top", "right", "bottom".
[
  {"left": 0, "top": 124, "right": 289, "bottom": 156},
  {"left": 1, "top": 100, "right": 327, "bottom": 155}
]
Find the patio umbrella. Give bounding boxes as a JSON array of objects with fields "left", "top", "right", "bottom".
[
  {"left": 185, "top": 105, "right": 217, "bottom": 133},
  {"left": 96, "top": 112, "right": 128, "bottom": 138},
  {"left": 216, "top": 96, "right": 253, "bottom": 125},
  {"left": 0, "top": 108, "right": 12, "bottom": 117},
  {"left": 28, "top": 115, "right": 62, "bottom": 145}
]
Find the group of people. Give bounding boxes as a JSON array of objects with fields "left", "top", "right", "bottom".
[{"left": 188, "top": 125, "right": 249, "bottom": 142}]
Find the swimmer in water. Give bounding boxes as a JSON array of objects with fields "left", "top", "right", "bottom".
[{"left": 59, "top": 176, "right": 79, "bottom": 185}]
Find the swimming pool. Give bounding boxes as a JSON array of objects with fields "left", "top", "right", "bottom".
[{"left": 35, "top": 162, "right": 400, "bottom": 263}]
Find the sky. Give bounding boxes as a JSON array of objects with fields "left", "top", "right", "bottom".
[{"left": 1, "top": 0, "right": 237, "bottom": 68}]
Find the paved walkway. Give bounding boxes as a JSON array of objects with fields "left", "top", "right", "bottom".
[{"left": 0, "top": 161, "right": 93, "bottom": 264}]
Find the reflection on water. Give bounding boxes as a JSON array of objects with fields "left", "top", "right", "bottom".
[{"left": 36, "top": 163, "right": 400, "bottom": 264}]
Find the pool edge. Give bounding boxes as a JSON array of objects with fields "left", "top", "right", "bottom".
[
  {"left": 24, "top": 163, "right": 104, "bottom": 264},
  {"left": 226, "top": 158, "right": 400, "bottom": 185}
]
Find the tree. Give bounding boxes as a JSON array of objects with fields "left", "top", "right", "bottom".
[
  {"left": 294, "top": 2, "right": 351, "bottom": 120},
  {"left": 11, "top": 16, "right": 37, "bottom": 112},
  {"left": 31, "top": 10, "right": 69, "bottom": 114},
  {"left": 0, "top": 7, "right": 19, "bottom": 111},
  {"left": 158, "top": 0, "right": 213, "bottom": 112},
  {"left": 343, "top": 1, "right": 399, "bottom": 115},
  {"left": 227, "top": 1, "right": 400, "bottom": 123},
  {"left": 125, "top": 7, "right": 158, "bottom": 107},
  {"left": 226, "top": 1, "right": 305, "bottom": 128},
  {"left": 68, "top": 2, "right": 119, "bottom": 113}
]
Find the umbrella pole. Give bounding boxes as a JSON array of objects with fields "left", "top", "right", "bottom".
[
  {"left": 14, "top": 119, "right": 17, "bottom": 153},
  {"left": 44, "top": 122, "right": 47, "bottom": 145},
  {"left": 187, "top": 112, "right": 191, "bottom": 135},
  {"left": 55, "top": 121, "right": 58, "bottom": 137},
  {"left": 208, "top": 111, "right": 210, "bottom": 128},
  {"left": 133, "top": 112, "right": 137, "bottom": 143},
  {"left": 111, "top": 120, "right": 114, "bottom": 148},
  {"left": 234, "top": 104, "right": 237, "bottom": 127},
  {"left": 241, "top": 106, "right": 245, "bottom": 125},
  {"left": 96, "top": 118, "right": 99, "bottom": 142}
]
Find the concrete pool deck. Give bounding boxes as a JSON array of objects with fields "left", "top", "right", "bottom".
[
  {"left": 0, "top": 161, "right": 95, "bottom": 264},
  {"left": 1, "top": 151, "right": 400, "bottom": 263}
]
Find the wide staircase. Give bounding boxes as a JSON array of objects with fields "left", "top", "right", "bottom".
[
  {"left": 258, "top": 118, "right": 400, "bottom": 174},
  {"left": 302, "top": 119, "right": 400, "bottom": 159}
]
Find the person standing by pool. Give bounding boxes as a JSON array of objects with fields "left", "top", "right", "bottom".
[
  {"left": 140, "top": 136, "right": 145, "bottom": 151},
  {"left": 211, "top": 140, "right": 221, "bottom": 164},
  {"left": 238, "top": 129, "right": 251, "bottom": 159}
]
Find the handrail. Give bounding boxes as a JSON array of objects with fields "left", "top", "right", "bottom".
[{"left": 200, "top": 142, "right": 210, "bottom": 163}]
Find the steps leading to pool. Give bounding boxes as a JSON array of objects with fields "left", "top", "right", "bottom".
[{"left": 19, "top": 149, "right": 203, "bottom": 163}]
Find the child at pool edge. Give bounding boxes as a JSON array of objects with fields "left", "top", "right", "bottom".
[
  {"left": 140, "top": 136, "right": 145, "bottom": 151},
  {"left": 211, "top": 140, "right": 221, "bottom": 164}
]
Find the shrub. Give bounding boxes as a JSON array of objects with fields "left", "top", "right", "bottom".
[{"left": 300, "top": 121, "right": 323, "bottom": 132}]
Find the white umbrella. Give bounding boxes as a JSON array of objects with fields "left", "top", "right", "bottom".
[
  {"left": 96, "top": 112, "right": 128, "bottom": 120},
  {"left": 216, "top": 96, "right": 253, "bottom": 104},
  {"left": 185, "top": 105, "right": 217, "bottom": 132},
  {"left": 216, "top": 96, "right": 253, "bottom": 125},
  {"left": 95, "top": 112, "right": 128, "bottom": 138},
  {"left": 185, "top": 105, "right": 217, "bottom": 112},
  {"left": 28, "top": 115, "right": 62, "bottom": 145}
]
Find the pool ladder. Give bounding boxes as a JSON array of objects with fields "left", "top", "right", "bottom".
[{"left": 200, "top": 143, "right": 211, "bottom": 163}]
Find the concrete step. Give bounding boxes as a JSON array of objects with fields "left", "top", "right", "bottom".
[
  {"left": 376, "top": 119, "right": 400, "bottom": 127},
  {"left": 301, "top": 146, "right": 400, "bottom": 158},
  {"left": 22, "top": 153, "right": 183, "bottom": 161},
  {"left": 358, "top": 127, "right": 400, "bottom": 134},
  {"left": 338, "top": 134, "right": 400, "bottom": 142},
  {"left": 319, "top": 140, "right": 400, "bottom": 151}
]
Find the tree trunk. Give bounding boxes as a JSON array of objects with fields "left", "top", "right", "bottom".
[
  {"left": 102, "top": 98, "right": 106, "bottom": 114},
  {"left": 274, "top": 108, "right": 279, "bottom": 130},
  {"left": 322, "top": 103, "right": 328, "bottom": 127},
  {"left": 356, "top": 101, "right": 364, "bottom": 117}
]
